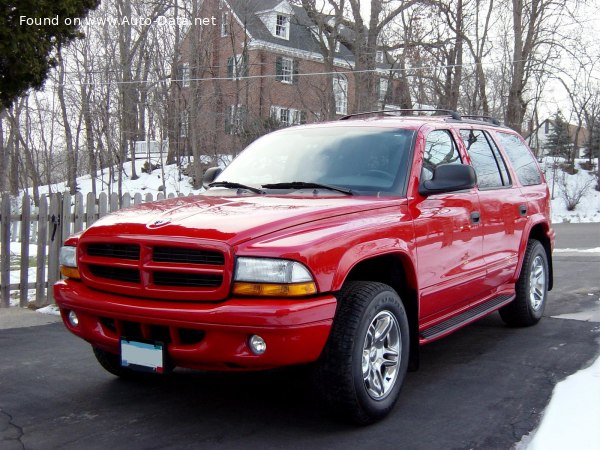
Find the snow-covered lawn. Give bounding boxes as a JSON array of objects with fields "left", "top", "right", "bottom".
[
  {"left": 543, "top": 157, "right": 600, "bottom": 223},
  {"left": 518, "top": 354, "right": 600, "bottom": 450}
]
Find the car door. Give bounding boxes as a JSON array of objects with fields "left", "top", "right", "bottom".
[
  {"left": 458, "top": 128, "right": 527, "bottom": 293},
  {"left": 413, "top": 129, "right": 487, "bottom": 322}
]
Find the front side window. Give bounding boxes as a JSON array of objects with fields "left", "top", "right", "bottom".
[
  {"left": 421, "top": 130, "right": 461, "bottom": 181},
  {"left": 460, "top": 129, "right": 510, "bottom": 189},
  {"left": 333, "top": 74, "right": 348, "bottom": 115},
  {"left": 215, "top": 127, "right": 415, "bottom": 195},
  {"left": 495, "top": 132, "right": 542, "bottom": 186}
]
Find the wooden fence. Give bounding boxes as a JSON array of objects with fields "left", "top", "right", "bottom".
[{"left": 0, "top": 191, "right": 185, "bottom": 308}]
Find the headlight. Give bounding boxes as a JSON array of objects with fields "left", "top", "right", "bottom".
[
  {"left": 233, "top": 257, "right": 317, "bottom": 297},
  {"left": 59, "top": 246, "right": 80, "bottom": 279}
]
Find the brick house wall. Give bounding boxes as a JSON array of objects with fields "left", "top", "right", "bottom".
[{"left": 171, "top": 0, "right": 396, "bottom": 160}]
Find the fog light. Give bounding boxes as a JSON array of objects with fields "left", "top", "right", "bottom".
[
  {"left": 68, "top": 310, "right": 79, "bottom": 327},
  {"left": 249, "top": 335, "right": 266, "bottom": 355}
]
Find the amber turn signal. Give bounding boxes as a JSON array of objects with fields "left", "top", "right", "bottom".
[
  {"left": 232, "top": 282, "right": 317, "bottom": 297},
  {"left": 60, "top": 265, "right": 81, "bottom": 280}
]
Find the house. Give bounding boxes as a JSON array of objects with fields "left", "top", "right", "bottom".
[
  {"left": 527, "top": 118, "right": 589, "bottom": 159},
  {"left": 170, "top": 0, "right": 403, "bottom": 159}
]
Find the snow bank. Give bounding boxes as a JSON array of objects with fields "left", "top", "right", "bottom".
[{"left": 521, "top": 354, "right": 600, "bottom": 450}]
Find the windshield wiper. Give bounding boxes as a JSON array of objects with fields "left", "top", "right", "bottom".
[
  {"left": 208, "top": 181, "right": 265, "bottom": 194},
  {"left": 262, "top": 182, "right": 354, "bottom": 196}
]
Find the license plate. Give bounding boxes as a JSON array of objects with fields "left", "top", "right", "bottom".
[{"left": 120, "top": 339, "right": 165, "bottom": 373}]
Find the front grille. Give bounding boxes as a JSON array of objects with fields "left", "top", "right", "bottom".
[
  {"left": 81, "top": 239, "right": 229, "bottom": 300},
  {"left": 89, "top": 265, "right": 141, "bottom": 284},
  {"left": 153, "top": 272, "right": 223, "bottom": 287},
  {"left": 87, "top": 243, "right": 140, "bottom": 260},
  {"left": 153, "top": 247, "right": 225, "bottom": 265}
]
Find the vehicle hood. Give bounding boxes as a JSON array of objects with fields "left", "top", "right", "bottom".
[{"left": 80, "top": 194, "right": 401, "bottom": 245}]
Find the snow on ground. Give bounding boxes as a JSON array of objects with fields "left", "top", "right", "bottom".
[
  {"left": 517, "top": 354, "right": 600, "bottom": 450},
  {"left": 36, "top": 304, "right": 60, "bottom": 316},
  {"left": 542, "top": 157, "right": 600, "bottom": 223}
]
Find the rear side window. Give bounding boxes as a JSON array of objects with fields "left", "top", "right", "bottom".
[
  {"left": 421, "top": 130, "right": 462, "bottom": 181},
  {"left": 495, "top": 132, "right": 542, "bottom": 186},
  {"left": 460, "top": 129, "right": 511, "bottom": 189}
]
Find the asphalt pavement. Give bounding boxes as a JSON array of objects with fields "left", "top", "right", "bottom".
[{"left": 1, "top": 223, "right": 598, "bottom": 449}]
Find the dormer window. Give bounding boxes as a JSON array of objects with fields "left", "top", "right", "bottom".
[{"left": 275, "top": 14, "right": 290, "bottom": 40}]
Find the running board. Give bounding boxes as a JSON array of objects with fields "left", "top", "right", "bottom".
[{"left": 420, "top": 294, "right": 514, "bottom": 342}]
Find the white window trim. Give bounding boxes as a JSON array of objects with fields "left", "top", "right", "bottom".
[
  {"left": 279, "top": 57, "right": 293, "bottom": 84},
  {"left": 275, "top": 14, "right": 290, "bottom": 40},
  {"left": 228, "top": 104, "right": 246, "bottom": 135},
  {"left": 180, "top": 110, "right": 189, "bottom": 138},
  {"left": 379, "top": 77, "right": 388, "bottom": 102},
  {"left": 181, "top": 63, "right": 190, "bottom": 87},
  {"left": 270, "top": 106, "right": 304, "bottom": 126},
  {"left": 229, "top": 54, "right": 246, "bottom": 80},
  {"left": 221, "top": 12, "right": 229, "bottom": 37},
  {"left": 333, "top": 74, "right": 348, "bottom": 115}
]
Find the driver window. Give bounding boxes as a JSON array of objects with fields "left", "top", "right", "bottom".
[{"left": 421, "top": 130, "right": 462, "bottom": 181}]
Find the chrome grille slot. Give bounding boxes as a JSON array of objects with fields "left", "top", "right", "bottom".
[
  {"left": 153, "top": 272, "right": 222, "bottom": 287},
  {"left": 87, "top": 243, "right": 140, "bottom": 260},
  {"left": 89, "top": 265, "right": 141, "bottom": 284},
  {"left": 153, "top": 247, "right": 225, "bottom": 265}
]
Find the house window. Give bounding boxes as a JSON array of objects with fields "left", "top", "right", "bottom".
[
  {"left": 227, "top": 54, "right": 248, "bottom": 79},
  {"left": 544, "top": 121, "right": 549, "bottom": 134},
  {"left": 270, "top": 106, "right": 305, "bottom": 126},
  {"left": 376, "top": 51, "right": 385, "bottom": 64},
  {"left": 221, "top": 12, "right": 229, "bottom": 36},
  {"left": 226, "top": 104, "right": 247, "bottom": 135},
  {"left": 180, "top": 63, "right": 190, "bottom": 87},
  {"left": 276, "top": 57, "right": 297, "bottom": 84},
  {"left": 379, "top": 78, "right": 388, "bottom": 102},
  {"left": 275, "top": 14, "right": 290, "bottom": 40},
  {"left": 180, "top": 110, "right": 189, "bottom": 138},
  {"left": 333, "top": 74, "right": 348, "bottom": 115}
]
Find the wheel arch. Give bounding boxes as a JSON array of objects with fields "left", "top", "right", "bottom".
[
  {"left": 337, "top": 253, "right": 420, "bottom": 371},
  {"left": 522, "top": 222, "right": 554, "bottom": 291}
]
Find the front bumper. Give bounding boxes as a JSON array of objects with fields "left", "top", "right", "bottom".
[{"left": 54, "top": 279, "right": 337, "bottom": 370}]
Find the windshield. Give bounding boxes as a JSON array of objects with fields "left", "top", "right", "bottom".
[{"left": 215, "top": 126, "right": 415, "bottom": 196}]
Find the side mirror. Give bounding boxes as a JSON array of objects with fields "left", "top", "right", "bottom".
[
  {"left": 419, "top": 164, "right": 477, "bottom": 196},
  {"left": 202, "top": 167, "right": 222, "bottom": 189}
]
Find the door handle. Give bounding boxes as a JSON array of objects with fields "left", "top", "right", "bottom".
[
  {"left": 470, "top": 211, "right": 480, "bottom": 224},
  {"left": 519, "top": 205, "right": 528, "bottom": 217}
]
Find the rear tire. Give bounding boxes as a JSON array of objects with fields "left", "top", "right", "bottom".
[
  {"left": 500, "top": 239, "right": 548, "bottom": 327},
  {"left": 314, "top": 281, "right": 410, "bottom": 425}
]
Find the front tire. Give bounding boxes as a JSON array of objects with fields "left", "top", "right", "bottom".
[
  {"left": 315, "top": 281, "right": 410, "bottom": 425},
  {"left": 500, "top": 239, "right": 549, "bottom": 327}
]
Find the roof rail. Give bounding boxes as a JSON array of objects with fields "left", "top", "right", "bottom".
[
  {"left": 339, "top": 108, "right": 462, "bottom": 121},
  {"left": 461, "top": 115, "right": 501, "bottom": 126}
]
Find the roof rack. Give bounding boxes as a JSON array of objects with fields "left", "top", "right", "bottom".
[
  {"left": 461, "top": 115, "right": 501, "bottom": 126},
  {"left": 339, "top": 108, "right": 462, "bottom": 121}
]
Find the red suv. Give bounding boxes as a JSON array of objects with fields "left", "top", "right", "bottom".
[{"left": 55, "top": 111, "right": 554, "bottom": 424}]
